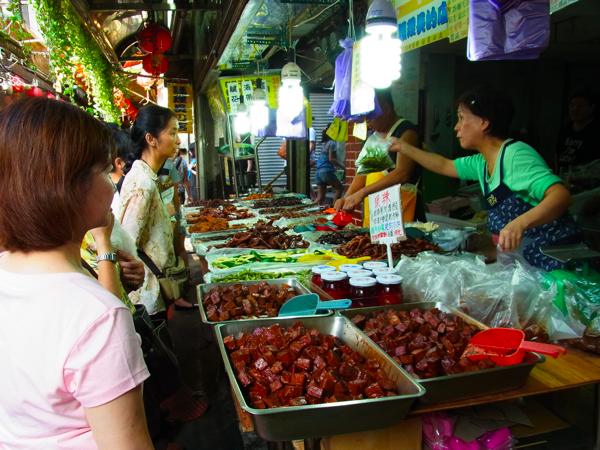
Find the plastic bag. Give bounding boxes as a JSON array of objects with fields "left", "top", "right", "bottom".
[
  {"left": 423, "top": 413, "right": 515, "bottom": 450},
  {"left": 467, "top": 0, "right": 550, "bottom": 61},
  {"left": 355, "top": 133, "right": 395, "bottom": 175},
  {"left": 329, "top": 38, "right": 354, "bottom": 119}
]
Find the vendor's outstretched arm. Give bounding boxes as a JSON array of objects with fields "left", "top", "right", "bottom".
[
  {"left": 389, "top": 139, "right": 458, "bottom": 178},
  {"left": 499, "top": 183, "right": 572, "bottom": 251}
]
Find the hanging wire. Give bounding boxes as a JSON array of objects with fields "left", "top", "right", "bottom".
[
  {"left": 347, "top": 0, "right": 356, "bottom": 40},
  {"left": 293, "top": 1, "right": 341, "bottom": 29}
]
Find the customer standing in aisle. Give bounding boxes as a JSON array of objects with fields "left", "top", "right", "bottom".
[
  {"left": 120, "top": 105, "right": 194, "bottom": 316},
  {"left": 389, "top": 85, "right": 581, "bottom": 270},
  {"left": 0, "top": 98, "right": 153, "bottom": 450},
  {"left": 334, "top": 89, "right": 424, "bottom": 224},
  {"left": 311, "top": 125, "right": 345, "bottom": 205}
]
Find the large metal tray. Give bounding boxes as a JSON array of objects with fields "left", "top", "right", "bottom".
[
  {"left": 340, "top": 302, "right": 545, "bottom": 404},
  {"left": 197, "top": 278, "right": 328, "bottom": 326},
  {"left": 216, "top": 315, "right": 425, "bottom": 441}
]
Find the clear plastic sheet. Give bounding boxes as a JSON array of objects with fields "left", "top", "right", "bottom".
[{"left": 396, "top": 253, "right": 583, "bottom": 341}]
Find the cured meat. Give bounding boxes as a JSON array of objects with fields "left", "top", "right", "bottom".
[{"left": 225, "top": 322, "right": 399, "bottom": 409}]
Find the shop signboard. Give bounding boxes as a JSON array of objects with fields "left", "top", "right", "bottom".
[
  {"left": 396, "top": 0, "right": 449, "bottom": 52},
  {"left": 447, "top": 0, "right": 468, "bottom": 43},
  {"left": 369, "top": 184, "right": 406, "bottom": 267},
  {"left": 168, "top": 83, "right": 193, "bottom": 133},
  {"left": 219, "top": 74, "right": 281, "bottom": 114}
]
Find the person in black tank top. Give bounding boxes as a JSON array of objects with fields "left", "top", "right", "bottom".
[{"left": 334, "top": 89, "right": 426, "bottom": 221}]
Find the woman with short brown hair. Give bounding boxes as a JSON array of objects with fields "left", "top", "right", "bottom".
[{"left": 0, "top": 98, "right": 153, "bottom": 450}]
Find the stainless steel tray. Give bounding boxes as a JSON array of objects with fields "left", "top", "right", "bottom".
[
  {"left": 216, "top": 315, "right": 425, "bottom": 441},
  {"left": 198, "top": 278, "right": 328, "bottom": 326},
  {"left": 339, "top": 302, "right": 545, "bottom": 404},
  {"left": 190, "top": 228, "right": 245, "bottom": 241}
]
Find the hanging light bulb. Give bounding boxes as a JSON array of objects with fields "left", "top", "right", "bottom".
[
  {"left": 234, "top": 103, "right": 251, "bottom": 135},
  {"left": 278, "top": 62, "right": 304, "bottom": 119},
  {"left": 360, "top": 0, "right": 401, "bottom": 89},
  {"left": 250, "top": 86, "right": 269, "bottom": 135}
]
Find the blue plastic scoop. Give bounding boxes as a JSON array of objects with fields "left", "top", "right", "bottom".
[{"left": 278, "top": 293, "right": 352, "bottom": 317}]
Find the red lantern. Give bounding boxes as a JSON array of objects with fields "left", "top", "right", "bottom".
[
  {"left": 142, "top": 53, "right": 168, "bottom": 76},
  {"left": 47, "top": 92, "right": 56, "bottom": 99},
  {"left": 137, "top": 23, "right": 172, "bottom": 53},
  {"left": 12, "top": 84, "right": 24, "bottom": 93}
]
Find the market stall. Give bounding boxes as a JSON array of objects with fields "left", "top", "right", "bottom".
[{"left": 182, "top": 181, "right": 600, "bottom": 448}]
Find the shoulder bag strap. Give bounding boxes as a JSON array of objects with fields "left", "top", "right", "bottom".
[
  {"left": 137, "top": 249, "right": 164, "bottom": 278},
  {"left": 81, "top": 259, "right": 98, "bottom": 279}
]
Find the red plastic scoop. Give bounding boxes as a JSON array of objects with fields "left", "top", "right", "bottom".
[{"left": 463, "top": 328, "right": 566, "bottom": 366}]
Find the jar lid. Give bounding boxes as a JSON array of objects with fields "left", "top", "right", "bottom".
[
  {"left": 346, "top": 269, "right": 373, "bottom": 278},
  {"left": 372, "top": 267, "right": 396, "bottom": 277},
  {"left": 339, "top": 264, "right": 364, "bottom": 273},
  {"left": 349, "top": 276, "right": 377, "bottom": 287},
  {"left": 311, "top": 264, "right": 336, "bottom": 275},
  {"left": 376, "top": 274, "right": 403, "bottom": 285},
  {"left": 362, "top": 261, "right": 388, "bottom": 271},
  {"left": 321, "top": 271, "right": 348, "bottom": 282}
]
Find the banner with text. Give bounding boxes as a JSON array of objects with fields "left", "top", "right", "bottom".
[
  {"left": 168, "top": 83, "right": 193, "bottom": 133},
  {"left": 396, "top": 0, "right": 449, "bottom": 52}
]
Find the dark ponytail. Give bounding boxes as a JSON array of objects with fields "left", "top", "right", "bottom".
[{"left": 127, "top": 104, "right": 176, "bottom": 172}]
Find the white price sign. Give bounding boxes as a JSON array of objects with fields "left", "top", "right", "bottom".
[{"left": 368, "top": 184, "right": 405, "bottom": 268}]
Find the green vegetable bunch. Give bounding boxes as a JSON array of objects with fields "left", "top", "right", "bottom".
[{"left": 355, "top": 134, "right": 395, "bottom": 175}]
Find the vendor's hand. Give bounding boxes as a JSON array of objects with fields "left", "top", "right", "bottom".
[
  {"left": 388, "top": 138, "right": 408, "bottom": 154},
  {"left": 333, "top": 198, "right": 346, "bottom": 211},
  {"left": 343, "top": 190, "right": 365, "bottom": 211},
  {"left": 498, "top": 218, "right": 526, "bottom": 252},
  {"left": 89, "top": 212, "right": 115, "bottom": 254},
  {"left": 117, "top": 250, "right": 145, "bottom": 289}
]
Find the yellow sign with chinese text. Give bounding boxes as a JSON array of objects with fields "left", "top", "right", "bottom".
[
  {"left": 168, "top": 83, "right": 193, "bottom": 133},
  {"left": 218, "top": 74, "right": 281, "bottom": 114}
]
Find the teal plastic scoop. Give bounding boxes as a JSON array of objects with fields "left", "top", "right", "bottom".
[{"left": 278, "top": 293, "right": 352, "bottom": 317}]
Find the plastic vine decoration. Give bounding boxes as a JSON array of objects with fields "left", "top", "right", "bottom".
[{"left": 29, "top": 0, "right": 123, "bottom": 122}]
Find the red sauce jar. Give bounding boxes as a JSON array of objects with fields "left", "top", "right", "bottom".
[
  {"left": 372, "top": 267, "right": 396, "bottom": 277},
  {"left": 349, "top": 277, "right": 378, "bottom": 308},
  {"left": 311, "top": 265, "right": 336, "bottom": 287},
  {"left": 339, "top": 264, "right": 364, "bottom": 273},
  {"left": 362, "top": 261, "right": 389, "bottom": 271},
  {"left": 376, "top": 274, "right": 403, "bottom": 305},
  {"left": 345, "top": 269, "right": 373, "bottom": 279},
  {"left": 321, "top": 271, "right": 350, "bottom": 300}
]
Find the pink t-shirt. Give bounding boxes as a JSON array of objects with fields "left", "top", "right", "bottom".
[{"left": 0, "top": 264, "right": 150, "bottom": 450}]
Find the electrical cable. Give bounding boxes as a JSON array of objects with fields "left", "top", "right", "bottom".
[{"left": 293, "top": 0, "right": 341, "bottom": 28}]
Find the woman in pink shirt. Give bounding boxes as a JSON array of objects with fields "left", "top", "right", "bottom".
[{"left": 0, "top": 98, "right": 153, "bottom": 450}]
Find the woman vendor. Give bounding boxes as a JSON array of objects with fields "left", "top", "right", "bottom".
[
  {"left": 389, "top": 85, "right": 581, "bottom": 271},
  {"left": 334, "top": 89, "right": 425, "bottom": 225}
]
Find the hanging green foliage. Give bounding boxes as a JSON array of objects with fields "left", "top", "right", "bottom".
[{"left": 29, "top": 0, "right": 123, "bottom": 122}]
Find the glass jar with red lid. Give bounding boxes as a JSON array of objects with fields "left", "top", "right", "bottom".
[
  {"left": 349, "top": 277, "right": 378, "bottom": 308},
  {"left": 310, "top": 265, "right": 336, "bottom": 287},
  {"left": 376, "top": 274, "right": 403, "bottom": 305},
  {"left": 321, "top": 271, "right": 350, "bottom": 300}
]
